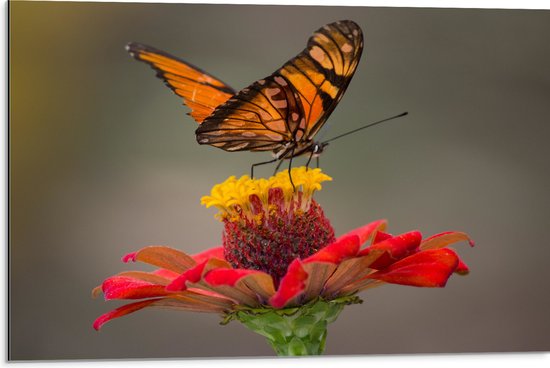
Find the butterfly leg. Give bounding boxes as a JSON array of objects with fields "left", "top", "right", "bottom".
[
  {"left": 251, "top": 158, "right": 278, "bottom": 178},
  {"left": 287, "top": 147, "right": 296, "bottom": 192},
  {"left": 316, "top": 156, "right": 320, "bottom": 168},
  {"left": 304, "top": 149, "right": 315, "bottom": 171},
  {"left": 273, "top": 158, "right": 285, "bottom": 175}
]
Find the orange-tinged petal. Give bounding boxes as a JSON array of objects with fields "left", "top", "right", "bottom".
[
  {"left": 91, "top": 285, "right": 102, "bottom": 298},
  {"left": 152, "top": 268, "right": 180, "bottom": 280},
  {"left": 116, "top": 271, "right": 172, "bottom": 285},
  {"left": 203, "top": 269, "right": 273, "bottom": 306},
  {"left": 323, "top": 249, "right": 386, "bottom": 296},
  {"left": 123, "top": 246, "right": 196, "bottom": 274},
  {"left": 339, "top": 219, "right": 387, "bottom": 246},
  {"left": 94, "top": 299, "right": 160, "bottom": 330},
  {"left": 239, "top": 273, "right": 276, "bottom": 301},
  {"left": 300, "top": 262, "right": 337, "bottom": 302},
  {"left": 93, "top": 295, "right": 232, "bottom": 330},
  {"left": 420, "top": 231, "right": 475, "bottom": 250}
]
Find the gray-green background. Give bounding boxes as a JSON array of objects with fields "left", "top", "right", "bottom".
[{"left": 10, "top": 1, "right": 550, "bottom": 360}]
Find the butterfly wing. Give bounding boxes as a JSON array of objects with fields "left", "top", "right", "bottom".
[
  {"left": 280, "top": 20, "right": 364, "bottom": 141},
  {"left": 127, "top": 42, "right": 236, "bottom": 123},
  {"left": 196, "top": 74, "right": 305, "bottom": 154},
  {"left": 196, "top": 20, "right": 363, "bottom": 156}
]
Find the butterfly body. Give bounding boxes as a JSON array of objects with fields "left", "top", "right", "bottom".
[{"left": 127, "top": 20, "right": 363, "bottom": 163}]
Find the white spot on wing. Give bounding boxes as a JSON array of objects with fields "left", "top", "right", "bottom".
[
  {"left": 229, "top": 142, "right": 250, "bottom": 151},
  {"left": 274, "top": 76, "right": 287, "bottom": 86},
  {"left": 309, "top": 46, "right": 325, "bottom": 63},
  {"left": 266, "top": 88, "right": 281, "bottom": 97},
  {"left": 267, "top": 120, "right": 286, "bottom": 132},
  {"left": 272, "top": 99, "right": 287, "bottom": 109},
  {"left": 341, "top": 43, "right": 353, "bottom": 53}
]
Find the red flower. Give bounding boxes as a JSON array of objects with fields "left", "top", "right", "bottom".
[
  {"left": 93, "top": 168, "right": 473, "bottom": 336},
  {"left": 93, "top": 219, "right": 473, "bottom": 330}
]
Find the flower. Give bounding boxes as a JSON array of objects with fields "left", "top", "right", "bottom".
[{"left": 93, "top": 167, "right": 473, "bottom": 355}]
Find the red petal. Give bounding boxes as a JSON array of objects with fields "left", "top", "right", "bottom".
[
  {"left": 269, "top": 259, "right": 308, "bottom": 308},
  {"left": 368, "top": 248, "right": 459, "bottom": 287},
  {"left": 102, "top": 276, "right": 168, "bottom": 300},
  {"left": 455, "top": 258, "right": 470, "bottom": 275},
  {"left": 93, "top": 294, "right": 234, "bottom": 330},
  {"left": 122, "top": 252, "right": 137, "bottom": 263},
  {"left": 359, "top": 231, "right": 422, "bottom": 268},
  {"left": 203, "top": 269, "right": 260, "bottom": 286},
  {"left": 340, "top": 219, "right": 387, "bottom": 245},
  {"left": 372, "top": 231, "right": 393, "bottom": 244},
  {"left": 93, "top": 299, "right": 160, "bottom": 330},
  {"left": 304, "top": 235, "right": 360, "bottom": 264},
  {"left": 192, "top": 246, "right": 225, "bottom": 263},
  {"left": 165, "top": 260, "right": 208, "bottom": 292}
]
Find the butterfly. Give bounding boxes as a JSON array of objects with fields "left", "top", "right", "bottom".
[{"left": 127, "top": 20, "right": 363, "bottom": 176}]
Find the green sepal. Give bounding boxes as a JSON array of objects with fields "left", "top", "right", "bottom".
[{"left": 221, "top": 295, "right": 362, "bottom": 356}]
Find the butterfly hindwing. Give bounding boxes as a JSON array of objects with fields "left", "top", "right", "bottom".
[
  {"left": 195, "top": 20, "right": 363, "bottom": 156},
  {"left": 127, "top": 42, "right": 236, "bottom": 123},
  {"left": 196, "top": 74, "right": 305, "bottom": 154}
]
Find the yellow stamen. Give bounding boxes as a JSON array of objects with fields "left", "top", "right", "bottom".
[{"left": 201, "top": 167, "right": 332, "bottom": 220}]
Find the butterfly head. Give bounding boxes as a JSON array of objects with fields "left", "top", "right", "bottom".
[{"left": 310, "top": 141, "right": 329, "bottom": 157}]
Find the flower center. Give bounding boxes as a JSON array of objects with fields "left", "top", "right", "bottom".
[{"left": 201, "top": 167, "right": 336, "bottom": 284}]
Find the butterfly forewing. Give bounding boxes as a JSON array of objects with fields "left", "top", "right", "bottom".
[
  {"left": 195, "top": 20, "right": 363, "bottom": 157},
  {"left": 127, "top": 42, "right": 236, "bottom": 123},
  {"left": 280, "top": 20, "right": 364, "bottom": 141}
]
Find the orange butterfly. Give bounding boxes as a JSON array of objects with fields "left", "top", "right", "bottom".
[{"left": 127, "top": 20, "right": 363, "bottom": 174}]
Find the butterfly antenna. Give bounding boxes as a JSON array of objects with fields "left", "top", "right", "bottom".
[{"left": 322, "top": 112, "right": 408, "bottom": 144}]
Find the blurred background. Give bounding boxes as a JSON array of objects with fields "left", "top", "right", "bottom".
[{"left": 9, "top": 1, "right": 550, "bottom": 360}]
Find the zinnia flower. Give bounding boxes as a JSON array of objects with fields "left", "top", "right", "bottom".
[{"left": 93, "top": 167, "right": 473, "bottom": 356}]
